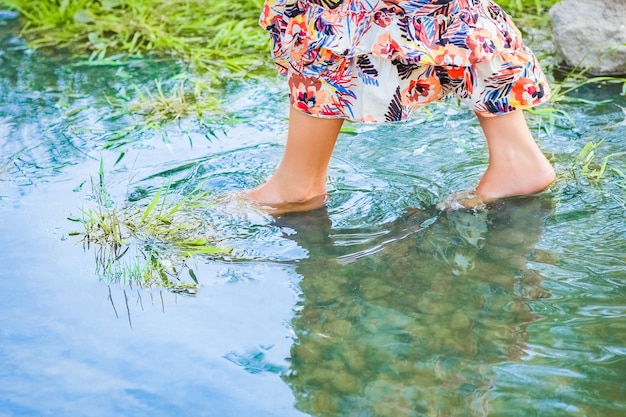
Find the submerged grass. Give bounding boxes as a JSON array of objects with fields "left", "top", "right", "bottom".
[
  {"left": 571, "top": 140, "right": 626, "bottom": 194},
  {"left": 68, "top": 159, "right": 231, "bottom": 293}
]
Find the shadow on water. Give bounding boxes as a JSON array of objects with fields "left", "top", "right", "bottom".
[{"left": 276, "top": 198, "right": 553, "bottom": 417}]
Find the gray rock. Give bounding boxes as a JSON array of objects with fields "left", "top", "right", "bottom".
[{"left": 549, "top": 0, "right": 626, "bottom": 75}]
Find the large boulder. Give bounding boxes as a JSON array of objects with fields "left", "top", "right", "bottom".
[{"left": 549, "top": 0, "right": 626, "bottom": 76}]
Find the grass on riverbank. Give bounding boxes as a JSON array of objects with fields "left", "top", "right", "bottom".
[
  {"left": 1, "top": 0, "right": 267, "bottom": 73},
  {"left": 501, "top": 0, "right": 560, "bottom": 15},
  {"left": 1, "top": 0, "right": 267, "bottom": 120}
]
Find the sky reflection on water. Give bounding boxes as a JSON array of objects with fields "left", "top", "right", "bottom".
[{"left": 1, "top": 10, "right": 626, "bottom": 417}]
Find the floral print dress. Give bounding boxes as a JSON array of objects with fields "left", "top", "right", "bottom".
[{"left": 260, "top": 0, "right": 551, "bottom": 122}]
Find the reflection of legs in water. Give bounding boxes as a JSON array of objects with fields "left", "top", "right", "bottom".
[
  {"left": 273, "top": 206, "right": 334, "bottom": 258},
  {"left": 279, "top": 197, "right": 553, "bottom": 417}
]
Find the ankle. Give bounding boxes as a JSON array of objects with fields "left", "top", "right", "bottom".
[{"left": 476, "top": 157, "right": 555, "bottom": 200}]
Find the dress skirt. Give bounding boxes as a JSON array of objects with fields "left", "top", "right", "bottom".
[{"left": 260, "top": 0, "right": 551, "bottom": 122}]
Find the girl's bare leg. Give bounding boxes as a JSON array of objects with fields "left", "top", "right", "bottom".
[
  {"left": 247, "top": 106, "right": 344, "bottom": 213},
  {"left": 475, "top": 110, "right": 555, "bottom": 201}
]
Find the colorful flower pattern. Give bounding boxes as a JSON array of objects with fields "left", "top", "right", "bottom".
[{"left": 261, "top": 0, "right": 551, "bottom": 122}]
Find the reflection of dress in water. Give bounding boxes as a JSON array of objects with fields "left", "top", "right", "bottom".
[
  {"left": 276, "top": 198, "right": 552, "bottom": 416},
  {"left": 260, "top": 0, "right": 551, "bottom": 122}
]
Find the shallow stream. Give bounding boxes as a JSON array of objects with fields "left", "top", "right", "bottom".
[{"left": 1, "top": 11, "right": 625, "bottom": 417}]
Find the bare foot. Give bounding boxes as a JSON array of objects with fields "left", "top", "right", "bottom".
[
  {"left": 438, "top": 156, "right": 555, "bottom": 211},
  {"left": 475, "top": 153, "right": 555, "bottom": 202},
  {"left": 436, "top": 110, "right": 556, "bottom": 211},
  {"left": 246, "top": 191, "right": 328, "bottom": 215}
]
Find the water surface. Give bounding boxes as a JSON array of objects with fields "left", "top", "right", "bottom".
[{"left": 1, "top": 11, "right": 625, "bottom": 417}]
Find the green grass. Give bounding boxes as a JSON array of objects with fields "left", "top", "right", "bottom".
[
  {"left": 1, "top": 0, "right": 268, "bottom": 122},
  {"left": 1, "top": 0, "right": 267, "bottom": 72},
  {"left": 498, "top": 0, "right": 561, "bottom": 15},
  {"left": 573, "top": 140, "right": 626, "bottom": 185},
  {"left": 68, "top": 159, "right": 231, "bottom": 293},
  {"left": 106, "top": 74, "right": 225, "bottom": 131}
]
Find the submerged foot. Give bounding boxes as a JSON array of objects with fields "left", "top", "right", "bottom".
[
  {"left": 475, "top": 157, "right": 555, "bottom": 202},
  {"left": 437, "top": 189, "right": 488, "bottom": 211},
  {"left": 438, "top": 157, "right": 556, "bottom": 211},
  {"left": 245, "top": 192, "right": 328, "bottom": 216},
  {"left": 245, "top": 182, "right": 328, "bottom": 216}
]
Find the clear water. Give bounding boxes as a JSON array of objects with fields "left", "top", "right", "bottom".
[{"left": 1, "top": 12, "right": 625, "bottom": 417}]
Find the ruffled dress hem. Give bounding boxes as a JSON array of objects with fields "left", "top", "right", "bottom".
[{"left": 260, "top": 0, "right": 552, "bottom": 122}]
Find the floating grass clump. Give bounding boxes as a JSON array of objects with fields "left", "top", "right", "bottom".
[
  {"left": 106, "top": 74, "right": 224, "bottom": 131},
  {"left": 573, "top": 140, "right": 626, "bottom": 186},
  {"left": 68, "top": 160, "right": 231, "bottom": 293}
]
